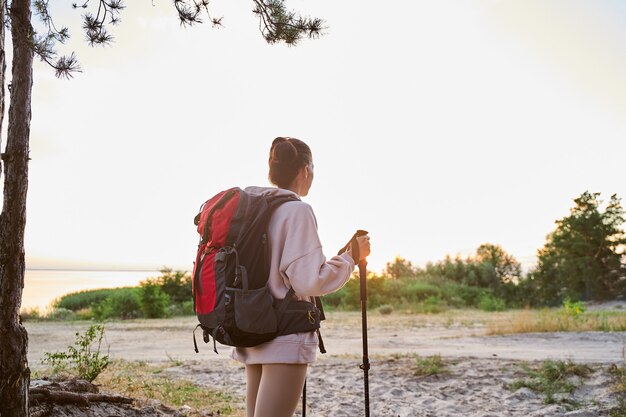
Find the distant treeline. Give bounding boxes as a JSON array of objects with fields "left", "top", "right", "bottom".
[
  {"left": 353, "top": 191, "right": 625, "bottom": 310},
  {"left": 22, "top": 191, "right": 625, "bottom": 321}
]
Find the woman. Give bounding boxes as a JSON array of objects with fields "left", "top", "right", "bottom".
[{"left": 231, "top": 137, "right": 370, "bottom": 417}]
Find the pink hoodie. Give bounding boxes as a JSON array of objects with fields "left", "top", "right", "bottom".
[{"left": 231, "top": 186, "right": 355, "bottom": 364}]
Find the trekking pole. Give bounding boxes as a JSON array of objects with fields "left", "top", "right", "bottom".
[
  {"left": 339, "top": 229, "right": 370, "bottom": 417},
  {"left": 357, "top": 248, "right": 370, "bottom": 417}
]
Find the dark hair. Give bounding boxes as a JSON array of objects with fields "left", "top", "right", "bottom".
[{"left": 268, "top": 137, "right": 312, "bottom": 188}]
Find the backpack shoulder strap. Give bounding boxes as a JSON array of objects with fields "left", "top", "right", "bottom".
[{"left": 267, "top": 193, "right": 300, "bottom": 208}]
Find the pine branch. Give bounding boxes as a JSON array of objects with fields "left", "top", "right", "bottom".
[
  {"left": 28, "top": 1, "right": 126, "bottom": 78},
  {"left": 79, "top": 1, "right": 125, "bottom": 46},
  {"left": 251, "top": 0, "right": 325, "bottom": 45},
  {"left": 173, "top": 0, "right": 223, "bottom": 28},
  {"left": 26, "top": 0, "right": 323, "bottom": 79}
]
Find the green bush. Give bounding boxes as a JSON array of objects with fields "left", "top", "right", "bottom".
[
  {"left": 181, "top": 300, "right": 195, "bottom": 316},
  {"left": 93, "top": 288, "right": 142, "bottom": 320},
  {"left": 54, "top": 288, "right": 123, "bottom": 311},
  {"left": 478, "top": 294, "right": 506, "bottom": 312},
  {"left": 404, "top": 281, "right": 443, "bottom": 303},
  {"left": 151, "top": 269, "right": 192, "bottom": 304},
  {"left": 140, "top": 280, "right": 170, "bottom": 319},
  {"left": 421, "top": 296, "right": 447, "bottom": 313},
  {"left": 321, "top": 289, "right": 345, "bottom": 309},
  {"left": 320, "top": 275, "right": 512, "bottom": 312},
  {"left": 338, "top": 277, "right": 361, "bottom": 309},
  {"left": 444, "top": 283, "right": 486, "bottom": 307},
  {"left": 167, "top": 300, "right": 195, "bottom": 317}
]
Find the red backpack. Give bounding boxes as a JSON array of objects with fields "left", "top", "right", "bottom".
[{"left": 192, "top": 187, "right": 325, "bottom": 353}]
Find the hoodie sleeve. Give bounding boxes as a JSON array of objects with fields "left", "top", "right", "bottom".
[{"left": 276, "top": 202, "right": 355, "bottom": 297}]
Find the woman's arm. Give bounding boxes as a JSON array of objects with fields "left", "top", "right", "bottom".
[{"left": 276, "top": 202, "right": 356, "bottom": 297}]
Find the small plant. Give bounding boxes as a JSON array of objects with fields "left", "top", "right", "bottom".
[
  {"left": 562, "top": 298, "right": 586, "bottom": 318},
  {"left": 42, "top": 324, "right": 110, "bottom": 382},
  {"left": 413, "top": 354, "right": 447, "bottom": 377},
  {"left": 509, "top": 359, "right": 592, "bottom": 404}
]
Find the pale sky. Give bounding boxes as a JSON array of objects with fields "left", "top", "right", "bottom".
[{"left": 8, "top": 0, "right": 626, "bottom": 274}]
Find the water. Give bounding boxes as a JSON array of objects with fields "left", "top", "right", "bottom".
[{"left": 22, "top": 269, "right": 162, "bottom": 311}]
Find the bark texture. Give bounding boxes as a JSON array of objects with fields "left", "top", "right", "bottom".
[
  {"left": 0, "top": 0, "right": 34, "bottom": 415},
  {"left": 0, "top": 0, "right": 5, "bottom": 175}
]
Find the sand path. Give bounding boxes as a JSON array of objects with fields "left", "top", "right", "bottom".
[{"left": 26, "top": 311, "right": 625, "bottom": 416}]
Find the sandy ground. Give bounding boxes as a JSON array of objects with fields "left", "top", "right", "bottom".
[{"left": 26, "top": 310, "right": 626, "bottom": 416}]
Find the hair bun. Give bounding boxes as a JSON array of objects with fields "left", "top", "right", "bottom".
[
  {"left": 268, "top": 136, "right": 312, "bottom": 189},
  {"left": 270, "top": 137, "right": 298, "bottom": 164}
]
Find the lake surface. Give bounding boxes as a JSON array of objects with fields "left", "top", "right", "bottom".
[{"left": 22, "top": 269, "right": 163, "bottom": 311}]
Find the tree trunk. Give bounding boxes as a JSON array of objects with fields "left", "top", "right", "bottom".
[
  {"left": 0, "top": 0, "right": 5, "bottom": 178},
  {"left": 0, "top": 0, "right": 34, "bottom": 415}
]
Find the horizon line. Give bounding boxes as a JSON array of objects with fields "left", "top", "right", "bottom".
[{"left": 25, "top": 267, "right": 186, "bottom": 273}]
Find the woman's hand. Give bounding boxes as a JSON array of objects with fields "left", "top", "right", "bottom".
[{"left": 348, "top": 234, "right": 371, "bottom": 263}]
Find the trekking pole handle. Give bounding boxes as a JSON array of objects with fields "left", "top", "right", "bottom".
[{"left": 338, "top": 229, "right": 369, "bottom": 259}]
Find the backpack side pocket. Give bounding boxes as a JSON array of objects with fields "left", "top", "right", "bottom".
[
  {"left": 277, "top": 299, "right": 321, "bottom": 336},
  {"left": 233, "top": 285, "right": 278, "bottom": 335}
]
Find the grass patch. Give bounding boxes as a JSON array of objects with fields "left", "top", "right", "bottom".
[
  {"left": 509, "top": 359, "right": 593, "bottom": 405},
  {"left": 95, "top": 360, "right": 242, "bottom": 416},
  {"left": 413, "top": 354, "right": 447, "bottom": 377},
  {"left": 610, "top": 399, "right": 626, "bottom": 417},
  {"left": 487, "top": 308, "right": 626, "bottom": 335},
  {"left": 608, "top": 346, "right": 626, "bottom": 417}
]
